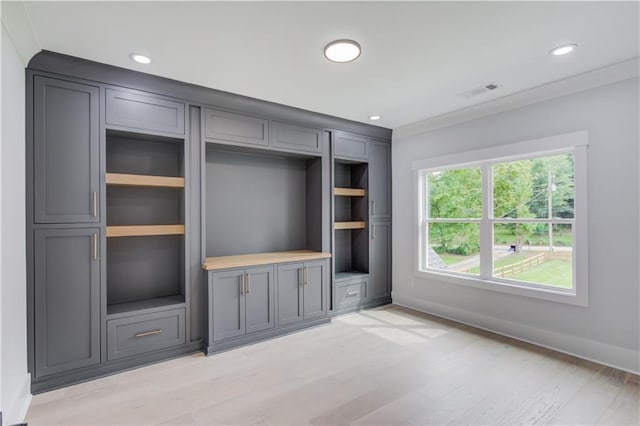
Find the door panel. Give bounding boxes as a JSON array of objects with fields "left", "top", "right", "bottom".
[
  {"left": 303, "top": 261, "right": 327, "bottom": 320},
  {"left": 211, "top": 270, "right": 245, "bottom": 341},
  {"left": 370, "top": 141, "right": 391, "bottom": 220},
  {"left": 371, "top": 221, "right": 392, "bottom": 299},
  {"left": 245, "top": 266, "right": 275, "bottom": 334},
  {"left": 34, "top": 76, "right": 99, "bottom": 223},
  {"left": 34, "top": 228, "right": 100, "bottom": 377},
  {"left": 277, "top": 263, "right": 303, "bottom": 326}
]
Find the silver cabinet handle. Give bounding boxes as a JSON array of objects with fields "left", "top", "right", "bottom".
[
  {"left": 240, "top": 273, "right": 245, "bottom": 295},
  {"left": 345, "top": 291, "right": 359, "bottom": 298},
  {"left": 92, "top": 191, "right": 98, "bottom": 217},
  {"left": 372, "top": 224, "right": 376, "bottom": 240},
  {"left": 135, "top": 329, "right": 162, "bottom": 338},
  {"left": 92, "top": 233, "right": 98, "bottom": 260},
  {"left": 304, "top": 267, "right": 308, "bottom": 286},
  {"left": 299, "top": 268, "right": 303, "bottom": 287},
  {"left": 371, "top": 200, "right": 375, "bottom": 213},
  {"left": 246, "top": 273, "right": 251, "bottom": 294}
]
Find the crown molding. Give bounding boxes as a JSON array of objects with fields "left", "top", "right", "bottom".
[{"left": 393, "top": 57, "right": 640, "bottom": 141}]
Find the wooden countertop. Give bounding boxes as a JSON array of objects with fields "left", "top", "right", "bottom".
[{"left": 202, "top": 250, "right": 332, "bottom": 271}]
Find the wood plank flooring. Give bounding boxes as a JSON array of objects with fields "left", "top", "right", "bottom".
[{"left": 26, "top": 305, "right": 639, "bottom": 425}]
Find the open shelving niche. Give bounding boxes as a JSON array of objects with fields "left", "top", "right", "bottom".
[
  {"left": 105, "top": 129, "right": 186, "bottom": 317},
  {"left": 333, "top": 160, "right": 369, "bottom": 281},
  {"left": 204, "top": 143, "right": 326, "bottom": 262}
]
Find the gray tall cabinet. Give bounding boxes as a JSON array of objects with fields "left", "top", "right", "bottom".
[{"left": 26, "top": 50, "right": 392, "bottom": 393}]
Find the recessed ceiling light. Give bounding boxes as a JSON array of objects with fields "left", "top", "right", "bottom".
[
  {"left": 549, "top": 44, "right": 577, "bottom": 56},
  {"left": 129, "top": 53, "right": 151, "bottom": 64},
  {"left": 368, "top": 114, "right": 381, "bottom": 121},
  {"left": 324, "top": 40, "right": 361, "bottom": 63}
]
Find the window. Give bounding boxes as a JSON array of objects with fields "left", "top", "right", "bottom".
[{"left": 414, "top": 132, "right": 588, "bottom": 305}]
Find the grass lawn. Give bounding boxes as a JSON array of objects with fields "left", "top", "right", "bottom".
[
  {"left": 467, "top": 251, "right": 572, "bottom": 289},
  {"left": 437, "top": 253, "right": 475, "bottom": 265},
  {"left": 494, "top": 228, "right": 573, "bottom": 247},
  {"left": 511, "top": 260, "right": 572, "bottom": 289}
]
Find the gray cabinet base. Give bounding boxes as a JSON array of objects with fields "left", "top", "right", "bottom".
[
  {"left": 205, "top": 317, "right": 331, "bottom": 355},
  {"left": 331, "top": 297, "right": 392, "bottom": 317},
  {"left": 31, "top": 342, "right": 201, "bottom": 394}
]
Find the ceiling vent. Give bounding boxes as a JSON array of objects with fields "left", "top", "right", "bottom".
[{"left": 458, "top": 82, "right": 501, "bottom": 98}]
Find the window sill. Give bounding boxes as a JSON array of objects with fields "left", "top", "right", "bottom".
[{"left": 414, "top": 269, "right": 588, "bottom": 307}]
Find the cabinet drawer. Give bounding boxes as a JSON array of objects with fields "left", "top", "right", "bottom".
[
  {"left": 334, "top": 131, "right": 369, "bottom": 161},
  {"left": 106, "top": 89, "right": 185, "bottom": 135},
  {"left": 336, "top": 281, "right": 367, "bottom": 309},
  {"left": 271, "top": 121, "right": 322, "bottom": 154},
  {"left": 204, "top": 108, "right": 269, "bottom": 147},
  {"left": 107, "top": 308, "right": 185, "bottom": 361}
]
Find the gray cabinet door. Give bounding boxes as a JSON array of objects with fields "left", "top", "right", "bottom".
[
  {"left": 105, "top": 89, "right": 185, "bottom": 135},
  {"left": 370, "top": 140, "right": 391, "bottom": 220},
  {"left": 303, "top": 261, "right": 327, "bottom": 320},
  {"left": 211, "top": 269, "right": 245, "bottom": 341},
  {"left": 245, "top": 266, "right": 275, "bottom": 334},
  {"left": 34, "top": 76, "right": 99, "bottom": 223},
  {"left": 34, "top": 228, "right": 100, "bottom": 377},
  {"left": 204, "top": 108, "right": 269, "bottom": 147},
  {"left": 371, "top": 221, "right": 392, "bottom": 299},
  {"left": 271, "top": 121, "right": 322, "bottom": 154},
  {"left": 334, "top": 131, "right": 369, "bottom": 161},
  {"left": 277, "top": 263, "right": 303, "bottom": 326}
]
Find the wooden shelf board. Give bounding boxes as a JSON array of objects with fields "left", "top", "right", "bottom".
[
  {"left": 203, "top": 250, "right": 332, "bottom": 271},
  {"left": 106, "top": 173, "right": 184, "bottom": 188},
  {"left": 334, "top": 221, "right": 366, "bottom": 230},
  {"left": 334, "top": 187, "right": 366, "bottom": 197},
  {"left": 106, "top": 225, "right": 185, "bottom": 238}
]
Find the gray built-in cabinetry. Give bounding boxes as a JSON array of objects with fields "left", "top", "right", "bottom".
[{"left": 27, "top": 51, "right": 391, "bottom": 392}]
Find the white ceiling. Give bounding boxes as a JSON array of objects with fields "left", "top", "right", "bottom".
[{"left": 11, "top": 1, "right": 640, "bottom": 129}]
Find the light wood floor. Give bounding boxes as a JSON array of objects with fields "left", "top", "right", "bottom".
[{"left": 27, "top": 305, "right": 639, "bottom": 425}]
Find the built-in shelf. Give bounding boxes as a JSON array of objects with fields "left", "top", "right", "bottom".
[
  {"left": 203, "top": 250, "right": 332, "bottom": 271},
  {"left": 335, "top": 271, "right": 370, "bottom": 281},
  {"left": 334, "top": 187, "right": 366, "bottom": 197},
  {"left": 106, "top": 295, "right": 185, "bottom": 318},
  {"left": 106, "top": 224, "right": 185, "bottom": 238},
  {"left": 335, "top": 221, "right": 366, "bottom": 230},
  {"left": 106, "top": 173, "right": 185, "bottom": 188}
]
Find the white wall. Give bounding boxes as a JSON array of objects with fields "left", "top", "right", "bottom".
[
  {"left": 0, "top": 23, "right": 31, "bottom": 424},
  {"left": 392, "top": 77, "right": 640, "bottom": 373}
]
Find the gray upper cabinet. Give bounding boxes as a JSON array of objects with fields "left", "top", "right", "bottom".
[
  {"left": 277, "top": 263, "right": 304, "bottom": 326},
  {"left": 211, "top": 266, "right": 275, "bottom": 342},
  {"left": 334, "top": 131, "right": 369, "bottom": 161},
  {"left": 302, "top": 260, "right": 327, "bottom": 320},
  {"left": 34, "top": 228, "right": 100, "bottom": 377},
  {"left": 105, "top": 89, "right": 185, "bottom": 135},
  {"left": 33, "top": 76, "right": 100, "bottom": 224},
  {"left": 370, "top": 140, "right": 392, "bottom": 220},
  {"left": 211, "top": 269, "right": 245, "bottom": 342},
  {"left": 204, "top": 108, "right": 269, "bottom": 147},
  {"left": 371, "top": 221, "right": 391, "bottom": 300},
  {"left": 271, "top": 121, "right": 322, "bottom": 154}
]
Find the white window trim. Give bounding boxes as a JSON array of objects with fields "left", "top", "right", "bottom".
[{"left": 412, "top": 131, "right": 589, "bottom": 306}]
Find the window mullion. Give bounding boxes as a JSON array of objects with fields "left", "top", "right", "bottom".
[{"left": 480, "top": 163, "right": 493, "bottom": 280}]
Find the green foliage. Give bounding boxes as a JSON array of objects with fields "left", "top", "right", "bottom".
[
  {"left": 427, "top": 153, "right": 575, "bottom": 255},
  {"left": 428, "top": 168, "right": 481, "bottom": 218}
]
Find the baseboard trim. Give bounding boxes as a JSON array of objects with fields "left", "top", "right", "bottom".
[
  {"left": 3, "top": 372, "right": 32, "bottom": 424},
  {"left": 392, "top": 294, "right": 640, "bottom": 375}
]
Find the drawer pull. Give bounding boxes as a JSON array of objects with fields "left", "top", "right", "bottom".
[
  {"left": 345, "top": 291, "right": 360, "bottom": 298},
  {"left": 135, "top": 329, "right": 163, "bottom": 338}
]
